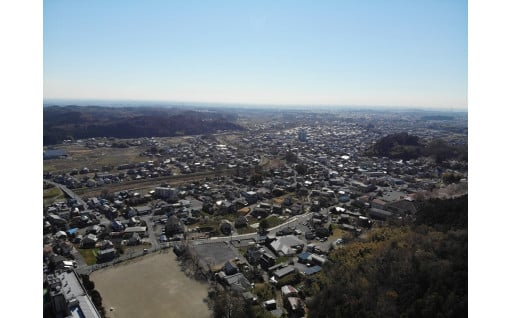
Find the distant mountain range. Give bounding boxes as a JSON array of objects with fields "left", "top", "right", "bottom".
[{"left": 43, "top": 105, "right": 244, "bottom": 145}]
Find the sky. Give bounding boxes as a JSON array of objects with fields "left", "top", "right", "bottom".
[{"left": 44, "top": 0, "right": 467, "bottom": 109}]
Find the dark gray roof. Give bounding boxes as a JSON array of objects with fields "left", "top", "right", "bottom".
[{"left": 274, "top": 265, "right": 295, "bottom": 278}]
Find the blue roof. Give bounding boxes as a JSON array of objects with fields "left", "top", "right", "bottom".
[
  {"left": 67, "top": 228, "right": 78, "bottom": 235},
  {"left": 303, "top": 265, "right": 322, "bottom": 276},
  {"left": 297, "top": 252, "right": 311, "bottom": 260}
]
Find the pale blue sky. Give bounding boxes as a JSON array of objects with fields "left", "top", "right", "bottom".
[{"left": 43, "top": 0, "right": 467, "bottom": 109}]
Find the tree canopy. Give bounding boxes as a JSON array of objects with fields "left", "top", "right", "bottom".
[{"left": 307, "top": 196, "right": 468, "bottom": 318}]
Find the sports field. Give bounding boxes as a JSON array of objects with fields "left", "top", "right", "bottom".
[{"left": 91, "top": 252, "right": 210, "bottom": 318}]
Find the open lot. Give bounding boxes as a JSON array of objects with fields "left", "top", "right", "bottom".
[
  {"left": 91, "top": 252, "right": 209, "bottom": 318},
  {"left": 43, "top": 143, "right": 144, "bottom": 174},
  {"left": 190, "top": 241, "right": 238, "bottom": 271}
]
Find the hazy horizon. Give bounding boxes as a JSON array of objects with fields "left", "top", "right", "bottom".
[
  {"left": 42, "top": 98, "right": 468, "bottom": 113},
  {"left": 44, "top": 1, "right": 467, "bottom": 110}
]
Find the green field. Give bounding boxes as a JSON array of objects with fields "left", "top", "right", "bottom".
[
  {"left": 266, "top": 215, "right": 286, "bottom": 228},
  {"left": 43, "top": 186, "right": 64, "bottom": 206},
  {"left": 78, "top": 248, "right": 98, "bottom": 265},
  {"left": 235, "top": 226, "right": 257, "bottom": 235}
]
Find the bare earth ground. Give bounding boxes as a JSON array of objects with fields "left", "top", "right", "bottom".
[
  {"left": 90, "top": 252, "right": 210, "bottom": 318},
  {"left": 44, "top": 144, "right": 145, "bottom": 174}
]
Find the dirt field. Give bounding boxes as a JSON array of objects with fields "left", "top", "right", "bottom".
[
  {"left": 43, "top": 144, "right": 145, "bottom": 174},
  {"left": 91, "top": 252, "right": 210, "bottom": 318}
]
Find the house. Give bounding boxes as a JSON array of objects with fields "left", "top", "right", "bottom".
[
  {"left": 243, "top": 191, "right": 258, "bottom": 204},
  {"left": 358, "top": 216, "right": 372, "bottom": 228},
  {"left": 270, "top": 235, "right": 305, "bottom": 256},
  {"left": 98, "top": 240, "right": 114, "bottom": 250},
  {"left": 275, "top": 227, "right": 294, "bottom": 236},
  {"left": 301, "top": 265, "right": 322, "bottom": 276},
  {"left": 111, "top": 220, "right": 124, "bottom": 232},
  {"left": 81, "top": 234, "right": 98, "bottom": 248},
  {"left": 45, "top": 271, "right": 102, "bottom": 318},
  {"left": 371, "top": 198, "right": 387, "bottom": 210},
  {"left": 272, "top": 204, "right": 283, "bottom": 214},
  {"left": 286, "top": 297, "right": 304, "bottom": 314},
  {"left": 154, "top": 187, "right": 178, "bottom": 200},
  {"left": 47, "top": 214, "right": 67, "bottom": 227},
  {"left": 368, "top": 208, "right": 394, "bottom": 221},
  {"left": 52, "top": 241, "right": 73, "bottom": 257},
  {"left": 222, "top": 261, "right": 238, "bottom": 276},
  {"left": 218, "top": 272, "right": 252, "bottom": 293},
  {"left": 135, "top": 205, "right": 152, "bottom": 215},
  {"left": 260, "top": 251, "right": 276, "bottom": 269},
  {"left": 252, "top": 207, "right": 269, "bottom": 219},
  {"left": 96, "top": 247, "right": 116, "bottom": 262},
  {"left": 338, "top": 213, "right": 351, "bottom": 224},
  {"left": 310, "top": 254, "right": 327, "bottom": 266},
  {"left": 89, "top": 225, "right": 102, "bottom": 235},
  {"left": 273, "top": 265, "right": 296, "bottom": 280},
  {"left": 298, "top": 250, "right": 312, "bottom": 262},
  {"left": 123, "top": 226, "right": 147, "bottom": 236},
  {"left": 281, "top": 285, "right": 299, "bottom": 298},
  {"left": 242, "top": 291, "right": 258, "bottom": 305},
  {"left": 128, "top": 216, "right": 141, "bottom": 227},
  {"left": 55, "top": 231, "right": 67, "bottom": 239},
  {"left": 263, "top": 299, "right": 277, "bottom": 310},
  {"left": 72, "top": 235, "right": 83, "bottom": 244}
]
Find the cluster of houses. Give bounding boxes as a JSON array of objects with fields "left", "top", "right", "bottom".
[{"left": 43, "top": 111, "right": 467, "bottom": 317}]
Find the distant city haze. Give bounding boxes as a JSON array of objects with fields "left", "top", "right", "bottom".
[{"left": 44, "top": 0, "right": 467, "bottom": 110}]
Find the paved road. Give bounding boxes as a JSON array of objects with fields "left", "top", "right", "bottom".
[
  {"left": 44, "top": 179, "right": 88, "bottom": 207},
  {"left": 194, "top": 212, "right": 313, "bottom": 244}
]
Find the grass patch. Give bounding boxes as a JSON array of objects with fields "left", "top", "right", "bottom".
[
  {"left": 266, "top": 215, "right": 285, "bottom": 228},
  {"left": 253, "top": 282, "right": 275, "bottom": 301},
  {"left": 43, "top": 186, "right": 61, "bottom": 199},
  {"left": 235, "top": 226, "right": 257, "bottom": 235},
  {"left": 79, "top": 248, "right": 98, "bottom": 265},
  {"left": 43, "top": 186, "right": 65, "bottom": 206},
  {"left": 276, "top": 255, "right": 290, "bottom": 265}
]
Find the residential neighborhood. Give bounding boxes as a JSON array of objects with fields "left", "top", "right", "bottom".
[{"left": 43, "top": 109, "right": 468, "bottom": 318}]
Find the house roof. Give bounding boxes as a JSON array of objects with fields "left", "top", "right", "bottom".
[
  {"left": 271, "top": 235, "right": 305, "bottom": 256},
  {"left": 224, "top": 272, "right": 251, "bottom": 292},
  {"left": 287, "top": 297, "right": 303, "bottom": 311},
  {"left": 281, "top": 285, "right": 298, "bottom": 296},
  {"left": 297, "top": 252, "right": 311, "bottom": 261},
  {"left": 52, "top": 271, "right": 102, "bottom": 318},
  {"left": 302, "top": 265, "right": 322, "bottom": 276},
  {"left": 274, "top": 265, "right": 295, "bottom": 279},
  {"left": 124, "top": 226, "right": 147, "bottom": 233}
]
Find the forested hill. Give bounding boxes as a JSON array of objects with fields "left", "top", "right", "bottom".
[
  {"left": 307, "top": 195, "right": 468, "bottom": 318},
  {"left": 366, "top": 132, "right": 468, "bottom": 162},
  {"left": 43, "top": 106, "right": 245, "bottom": 145}
]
